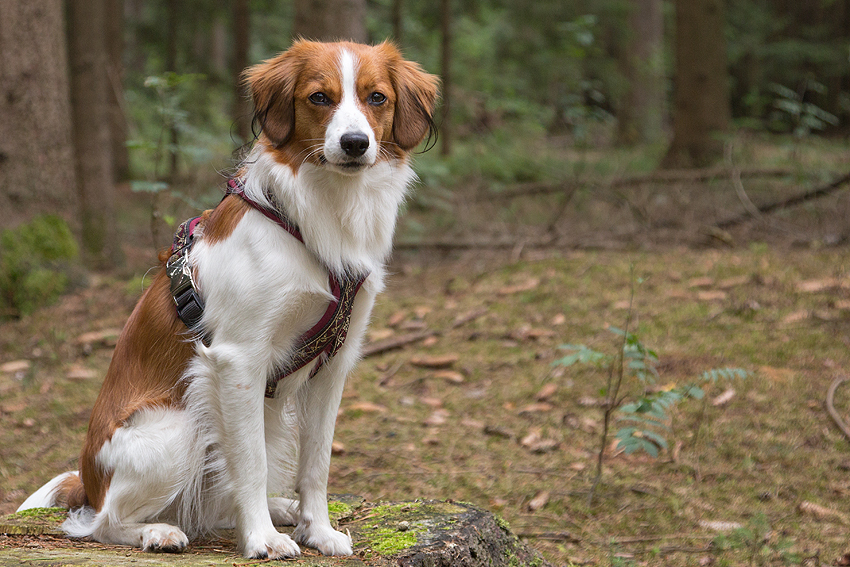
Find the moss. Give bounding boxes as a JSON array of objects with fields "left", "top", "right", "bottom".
[
  {"left": 368, "top": 526, "right": 419, "bottom": 555},
  {"left": 327, "top": 500, "right": 353, "bottom": 524},
  {"left": 10, "top": 507, "right": 66, "bottom": 521},
  {"left": 0, "top": 215, "right": 78, "bottom": 318}
]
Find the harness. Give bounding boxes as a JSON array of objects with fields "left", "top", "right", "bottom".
[{"left": 166, "top": 179, "right": 368, "bottom": 398}]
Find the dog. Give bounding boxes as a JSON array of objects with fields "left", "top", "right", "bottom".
[{"left": 16, "top": 40, "right": 438, "bottom": 559}]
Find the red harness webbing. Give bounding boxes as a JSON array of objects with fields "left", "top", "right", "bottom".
[{"left": 169, "top": 179, "right": 368, "bottom": 398}]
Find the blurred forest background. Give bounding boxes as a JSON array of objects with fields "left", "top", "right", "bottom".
[{"left": 1, "top": 0, "right": 849, "bottom": 284}]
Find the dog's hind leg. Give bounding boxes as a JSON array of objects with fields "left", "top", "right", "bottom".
[{"left": 75, "top": 406, "right": 198, "bottom": 552}]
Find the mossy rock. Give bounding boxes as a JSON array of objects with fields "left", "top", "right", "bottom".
[{"left": 0, "top": 499, "right": 548, "bottom": 566}]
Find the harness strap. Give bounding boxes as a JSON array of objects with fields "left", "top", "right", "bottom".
[{"left": 167, "top": 178, "right": 369, "bottom": 398}]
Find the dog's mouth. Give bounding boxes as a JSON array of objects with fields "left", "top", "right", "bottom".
[{"left": 319, "top": 154, "right": 368, "bottom": 173}]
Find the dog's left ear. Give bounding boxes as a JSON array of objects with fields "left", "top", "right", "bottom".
[
  {"left": 384, "top": 45, "right": 440, "bottom": 151},
  {"left": 244, "top": 44, "right": 306, "bottom": 147}
]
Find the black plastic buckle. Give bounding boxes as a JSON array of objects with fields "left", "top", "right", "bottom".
[{"left": 166, "top": 252, "right": 210, "bottom": 345}]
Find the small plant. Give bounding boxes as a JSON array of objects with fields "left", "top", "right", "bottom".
[
  {"left": 0, "top": 215, "right": 78, "bottom": 319},
  {"left": 555, "top": 331, "right": 748, "bottom": 458},
  {"left": 769, "top": 81, "right": 839, "bottom": 139},
  {"left": 711, "top": 514, "right": 800, "bottom": 566}
]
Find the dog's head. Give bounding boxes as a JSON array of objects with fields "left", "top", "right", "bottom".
[{"left": 245, "top": 41, "right": 439, "bottom": 175}]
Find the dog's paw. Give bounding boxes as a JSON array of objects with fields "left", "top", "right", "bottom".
[
  {"left": 268, "top": 497, "right": 300, "bottom": 526},
  {"left": 141, "top": 523, "right": 188, "bottom": 553},
  {"left": 241, "top": 529, "right": 301, "bottom": 559},
  {"left": 294, "top": 522, "right": 353, "bottom": 556}
]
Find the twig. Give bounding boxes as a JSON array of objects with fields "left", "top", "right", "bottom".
[
  {"left": 515, "top": 531, "right": 580, "bottom": 543},
  {"left": 826, "top": 376, "right": 850, "bottom": 441},
  {"left": 715, "top": 170, "right": 850, "bottom": 229},
  {"left": 362, "top": 308, "right": 488, "bottom": 357},
  {"left": 725, "top": 142, "right": 762, "bottom": 221}
]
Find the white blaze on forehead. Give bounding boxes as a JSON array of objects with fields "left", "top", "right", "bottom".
[{"left": 323, "top": 48, "right": 378, "bottom": 168}]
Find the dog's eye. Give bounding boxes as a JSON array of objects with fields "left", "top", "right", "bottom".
[
  {"left": 367, "top": 92, "right": 387, "bottom": 106},
  {"left": 309, "top": 92, "right": 331, "bottom": 106}
]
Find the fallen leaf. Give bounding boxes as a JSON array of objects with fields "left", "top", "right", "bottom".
[
  {"left": 66, "top": 365, "right": 97, "bottom": 381},
  {"left": 368, "top": 328, "right": 395, "bottom": 342},
  {"left": 699, "top": 520, "right": 743, "bottom": 532},
  {"left": 410, "top": 354, "right": 459, "bottom": 368},
  {"left": 75, "top": 329, "right": 121, "bottom": 346},
  {"left": 797, "top": 278, "right": 842, "bottom": 293},
  {"left": 697, "top": 290, "right": 727, "bottom": 301},
  {"left": 331, "top": 441, "right": 345, "bottom": 455},
  {"left": 519, "top": 402, "right": 553, "bottom": 414},
  {"left": 419, "top": 396, "right": 443, "bottom": 408},
  {"left": 0, "top": 360, "right": 30, "bottom": 374},
  {"left": 612, "top": 300, "right": 631, "bottom": 310},
  {"left": 782, "top": 310, "right": 810, "bottom": 324},
  {"left": 413, "top": 305, "right": 432, "bottom": 319},
  {"left": 515, "top": 326, "right": 555, "bottom": 340},
  {"left": 434, "top": 370, "right": 464, "bottom": 384},
  {"left": 520, "top": 428, "right": 559, "bottom": 453},
  {"left": 798, "top": 500, "right": 850, "bottom": 523},
  {"left": 527, "top": 490, "right": 550, "bottom": 512},
  {"left": 688, "top": 276, "right": 715, "bottom": 288},
  {"left": 424, "top": 409, "right": 450, "bottom": 426},
  {"left": 718, "top": 275, "right": 750, "bottom": 289},
  {"left": 498, "top": 278, "right": 540, "bottom": 295},
  {"left": 421, "top": 336, "right": 439, "bottom": 347},
  {"left": 551, "top": 313, "right": 566, "bottom": 325},
  {"left": 711, "top": 388, "right": 736, "bottom": 406},
  {"left": 387, "top": 310, "right": 407, "bottom": 327},
  {"left": 835, "top": 300, "right": 850, "bottom": 310},
  {"left": 346, "top": 401, "right": 387, "bottom": 413},
  {"left": 461, "top": 418, "right": 484, "bottom": 430},
  {"left": 535, "top": 383, "right": 558, "bottom": 401}
]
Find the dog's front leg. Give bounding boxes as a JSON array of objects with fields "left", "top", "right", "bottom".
[
  {"left": 292, "top": 362, "right": 353, "bottom": 556},
  {"left": 211, "top": 346, "right": 301, "bottom": 559}
]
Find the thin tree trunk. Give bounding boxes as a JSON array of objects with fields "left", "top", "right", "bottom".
[
  {"left": 617, "top": 0, "right": 664, "bottom": 146},
  {"left": 0, "top": 0, "right": 75, "bottom": 229},
  {"left": 440, "top": 0, "right": 452, "bottom": 156},
  {"left": 392, "top": 0, "right": 403, "bottom": 43},
  {"left": 68, "top": 0, "right": 122, "bottom": 267},
  {"left": 662, "top": 0, "right": 731, "bottom": 168},
  {"left": 166, "top": 0, "right": 179, "bottom": 180},
  {"left": 293, "top": 0, "right": 367, "bottom": 43},
  {"left": 105, "top": 0, "right": 129, "bottom": 181},
  {"left": 233, "top": 0, "right": 251, "bottom": 143}
]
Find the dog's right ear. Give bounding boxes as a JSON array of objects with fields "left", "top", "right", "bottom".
[{"left": 243, "top": 46, "right": 304, "bottom": 147}]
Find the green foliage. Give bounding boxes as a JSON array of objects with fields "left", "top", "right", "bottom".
[
  {"left": 769, "top": 82, "right": 839, "bottom": 138},
  {"left": 554, "top": 329, "right": 749, "bottom": 458},
  {"left": 0, "top": 216, "right": 78, "bottom": 319}
]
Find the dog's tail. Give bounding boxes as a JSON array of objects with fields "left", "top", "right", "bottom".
[
  {"left": 17, "top": 471, "right": 96, "bottom": 537},
  {"left": 17, "top": 471, "right": 87, "bottom": 512}
]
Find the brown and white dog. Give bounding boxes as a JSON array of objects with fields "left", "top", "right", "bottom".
[{"left": 17, "top": 40, "right": 438, "bottom": 559}]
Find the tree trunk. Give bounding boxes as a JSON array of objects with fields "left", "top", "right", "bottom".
[
  {"left": 105, "top": 0, "right": 129, "bottom": 181},
  {"left": 0, "top": 0, "right": 76, "bottom": 230},
  {"left": 392, "top": 0, "right": 403, "bottom": 43},
  {"left": 439, "top": 0, "right": 452, "bottom": 156},
  {"left": 166, "top": 0, "right": 179, "bottom": 180},
  {"left": 661, "top": 0, "right": 731, "bottom": 168},
  {"left": 68, "top": 0, "right": 122, "bottom": 267},
  {"left": 232, "top": 0, "right": 251, "bottom": 143},
  {"left": 617, "top": 0, "right": 665, "bottom": 146},
  {"left": 293, "top": 0, "right": 367, "bottom": 43}
]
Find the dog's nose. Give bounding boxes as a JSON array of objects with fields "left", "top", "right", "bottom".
[{"left": 340, "top": 132, "right": 370, "bottom": 158}]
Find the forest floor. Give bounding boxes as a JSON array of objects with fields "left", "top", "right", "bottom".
[{"left": 2, "top": 137, "right": 850, "bottom": 566}]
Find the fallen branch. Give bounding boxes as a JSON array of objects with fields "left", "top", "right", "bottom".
[
  {"left": 714, "top": 170, "right": 850, "bottom": 229},
  {"left": 484, "top": 167, "right": 795, "bottom": 201},
  {"left": 826, "top": 376, "right": 850, "bottom": 442}
]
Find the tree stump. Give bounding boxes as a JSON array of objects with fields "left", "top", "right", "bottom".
[{"left": 0, "top": 498, "right": 550, "bottom": 566}]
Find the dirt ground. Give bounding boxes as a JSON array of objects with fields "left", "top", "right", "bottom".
[{"left": 3, "top": 156, "right": 850, "bottom": 566}]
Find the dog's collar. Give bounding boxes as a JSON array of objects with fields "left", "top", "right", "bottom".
[{"left": 167, "top": 178, "right": 369, "bottom": 398}]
